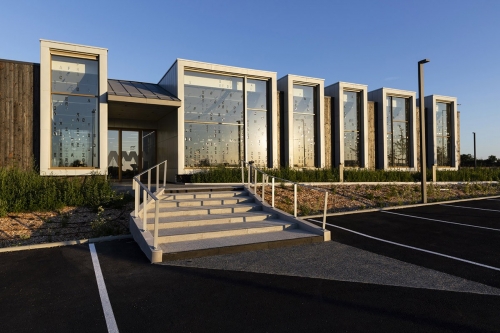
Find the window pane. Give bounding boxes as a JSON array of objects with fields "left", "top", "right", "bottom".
[
  {"left": 107, "top": 130, "right": 119, "bottom": 179},
  {"left": 293, "top": 113, "right": 315, "bottom": 167},
  {"left": 247, "top": 110, "right": 267, "bottom": 166},
  {"left": 247, "top": 79, "right": 267, "bottom": 110},
  {"left": 51, "top": 56, "right": 98, "bottom": 96},
  {"left": 142, "top": 130, "right": 156, "bottom": 171},
  {"left": 344, "top": 132, "right": 360, "bottom": 167},
  {"left": 386, "top": 96, "right": 392, "bottom": 134},
  {"left": 293, "top": 85, "right": 314, "bottom": 114},
  {"left": 51, "top": 95, "right": 98, "bottom": 167},
  {"left": 393, "top": 122, "right": 408, "bottom": 166},
  {"left": 185, "top": 123, "right": 243, "bottom": 167},
  {"left": 344, "top": 91, "right": 359, "bottom": 132},
  {"left": 121, "top": 131, "right": 139, "bottom": 179},
  {"left": 392, "top": 97, "right": 406, "bottom": 122},
  {"left": 184, "top": 72, "right": 243, "bottom": 123}
]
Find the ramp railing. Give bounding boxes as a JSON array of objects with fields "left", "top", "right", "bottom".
[{"left": 132, "top": 160, "right": 167, "bottom": 250}]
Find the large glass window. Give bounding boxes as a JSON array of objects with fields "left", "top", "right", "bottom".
[
  {"left": 386, "top": 96, "right": 409, "bottom": 167},
  {"left": 51, "top": 55, "right": 99, "bottom": 168},
  {"left": 292, "top": 85, "right": 315, "bottom": 167},
  {"left": 436, "top": 102, "right": 452, "bottom": 166},
  {"left": 343, "top": 91, "right": 361, "bottom": 167},
  {"left": 247, "top": 79, "right": 268, "bottom": 166},
  {"left": 184, "top": 71, "right": 244, "bottom": 167}
]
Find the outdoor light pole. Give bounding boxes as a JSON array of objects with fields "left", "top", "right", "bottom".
[
  {"left": 473, "top": 132, "right": 477, "bottom": 168},
  {"left": 418, "top": 59, "right": 430, "bottom": 204}
]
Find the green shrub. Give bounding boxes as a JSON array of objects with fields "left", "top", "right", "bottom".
[{"left": 0, "top": 166, "right": 118, "bottom": 214}]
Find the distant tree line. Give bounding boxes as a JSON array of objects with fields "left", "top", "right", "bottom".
[{"left": 460, "top": 154, "right": 500, "bottom": 167}]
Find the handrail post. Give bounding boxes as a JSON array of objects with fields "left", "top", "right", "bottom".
[
  {"left": 163, "top": 161, "right": 167, "bottom": 188},
  {"left": 142, "top": 188, "right": 147, "bottom": 231},
  {"left": 271, "top": 177, "right": 275, "bottom": 207},
  {"left": 247, "top": 163, "right": 251, "bottom": 188},
  {"left": 254, "top": 168, "right": 257, "bottom": 190},
  {"left": 261, "top": 175, "right": 266, "bottom": 202},
  {"left": 241, "top": 161, "right": 244, "bottom": 184},
  {"left": 294, "top": 183, "right": 297, "bottom": 217},
  {"left": 153, "top": 199, "right": 159, "bottom": 249},
  {"left": 134, "top": 180, "right": 139, "bottom": 217},
  {"left": 323, "top": 191, "right": 328, "bottom": 230},
  {"left": 147, "top": 170, "right": 151, "bottom": 201},
  {"left": 156, "top": 166, "right": 159, "bottom": 193}
]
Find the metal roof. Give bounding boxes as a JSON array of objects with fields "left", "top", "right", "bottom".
[{"left": 107, "top": 79, "right": 180, "bottom": 106}]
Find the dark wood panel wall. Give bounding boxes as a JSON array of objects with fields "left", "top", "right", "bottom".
[{"left": 0, "top": 59, "right": 40, "bottom": 170}]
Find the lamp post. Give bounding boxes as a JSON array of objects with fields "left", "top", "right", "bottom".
[{"left": 418, "top": 59, "right": 430, "bottom": 204}]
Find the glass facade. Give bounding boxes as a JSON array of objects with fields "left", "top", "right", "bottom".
[
  {"left": 51, "top": 55, "right": 99, "bottom": 167},
  {"left": 247, "top": 79, "right": 268, "bottom": 166},
  {"left": 386, "top": 96, "right": 409, "bottom": 167},
  {"left": 184, "top": 71, "right": 269, "bottom": 168},
  {"left": 292, "top": 85, "right": 315, "bottom": 167},
  {"left": 343, "top": 91, "right": 361, "bottom": 167},
  {"left": 436, "top": 102, "right": 452, "bottom": 166}
]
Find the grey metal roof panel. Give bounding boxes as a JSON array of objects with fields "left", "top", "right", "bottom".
[{"left": 107, "top": 79, "right": 180, "bottom": 101}]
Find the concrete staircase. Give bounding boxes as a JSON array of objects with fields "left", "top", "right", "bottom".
[{"left": 130, "top": 185, "right": 330, "bottom": 262}]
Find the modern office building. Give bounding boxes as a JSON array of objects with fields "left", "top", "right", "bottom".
[{"left": 0, "top": 39, "right": 460, "bottom": 180}]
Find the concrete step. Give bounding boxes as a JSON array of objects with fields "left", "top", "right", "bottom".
[
  {"left": 163, "top": 186, "right": 245, "bottom": 195},
  {"left": 158, "top": 196, "right": 254, "bottom": 208},
  {"left": 156, "top": 220, "right": 295, "bottom": 243},
  {"left": 147, "top": 203, "right": 263, "bottom": 217},
  {"left": 145, "top": 211, "right": 277, "bottom": 230},
  {"left": 160, "top": 229, "right": 323, "bottom": 261},
  {"left": 161, "top": 190, "right": 249, "bottom": 200}
]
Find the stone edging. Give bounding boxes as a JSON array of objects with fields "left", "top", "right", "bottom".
[{"left": 0, "top": 234, "right": 132, "bottom": 253}]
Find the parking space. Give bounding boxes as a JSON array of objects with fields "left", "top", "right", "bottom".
[{"left": 308, "top": 198, "right": 500, "bottom": 289}]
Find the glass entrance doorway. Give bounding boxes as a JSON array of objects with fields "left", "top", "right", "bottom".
[{"left": 107, "top": 129, "right": 156, "bottom": 181}]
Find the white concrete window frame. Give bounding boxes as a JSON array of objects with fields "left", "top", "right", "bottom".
[
  {"left": 424, "top": 95, "right": 458, "bottom": 171},
  {"left": 40, "top": 40, "right": 108, "bottom": 176},
  {"left": 277, "top": 75, "right": 325, "bottom": 168},
  {"left": 159, "top": 59, "right": 278, "bottom": 178},
  {"left": 325, "top": 82, "right": 368, "bottom": 168},
  {"left": 368, "top": 88, "right": 417, "bottom": 170}
]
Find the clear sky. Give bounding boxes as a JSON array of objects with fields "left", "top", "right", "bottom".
[{"left": 1, "top": 0, "right": 499, "bottom": 159}]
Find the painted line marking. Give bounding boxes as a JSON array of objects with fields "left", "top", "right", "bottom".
[
  {"left": 486, "top": 198, "right": 500, "bottom": 202},
  {"left": 441, "top": 204, "right": 500, "bottom": 212},
  {"left": 89, "top": 243, "right": 119, "bottom": 333},
  {"left": 380, "top": 210, "right": 500, "bottom": 232},
  {"left": 309, "top": 219, "right": 500, "bottom": 272}
]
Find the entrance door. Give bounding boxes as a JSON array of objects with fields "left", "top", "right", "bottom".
[{"left": 107, "top": 129, "right": 156, "bottom": 181}]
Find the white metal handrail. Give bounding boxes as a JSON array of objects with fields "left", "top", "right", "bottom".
[
  {"left": 241, "top": 161, "right": 329, "bottom": 230},
  {"left": 132, "top": 160, "right": 168, "bottom": 250}
]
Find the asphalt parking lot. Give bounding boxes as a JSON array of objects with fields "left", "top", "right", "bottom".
[{"left": 1, "top": 198, "right": 500, "bottom": 332}]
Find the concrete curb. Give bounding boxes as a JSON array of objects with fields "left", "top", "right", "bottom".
[
  {"left": 0, "top": 234, "right": 132, "bottom": 253},
  {"left": 305, "top": 194, "right": 500, "bottom": 218}
]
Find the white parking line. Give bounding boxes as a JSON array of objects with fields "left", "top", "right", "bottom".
[
  {"left": 380, "top": 210, "right": 500, "bottom": 232},
  {"left": 486, "top": 198, "right": 500, "bottom": 202},
  {"left": 309, "top": 219, "right": 500, "bottom": 272},
  {"left": 89, "top": 243, "right": 119, "bottom": 333},
  {"left": 441, "top": 204, "right": 500, "bottom": 212}
]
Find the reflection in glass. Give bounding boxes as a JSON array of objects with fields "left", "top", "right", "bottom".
[
  {"left": 184, "top": 71, "right": 244, "bottom": 167},
  {"left": 436, "top": 102, "right": 451, "bottom": 166},
  {"left": 51, "top": 95, "right": 98, "bottom": 167},
  {"left": 386, "top": 96, "right": 409, "bottom": 167},
  {"left": 107, "top": 130, "right": 119, "bottom": 179},
  {"left": 51, "top": 55, "right": 99, "bottom": 168},
  {"left": 247, "top": 79, "right": 268, "bottom": 167},
  {"left": 122, "top": 131, "right": 139, "bottom": 179},
  {"left": 344, "top": 91, "right": 360, "bottom": 167},
  {"left": 142, "top": 130, "right": 156, "bottom": 171},
  {"left": 293, "top": 85, "right": 315, "bottom": 167},
  {"left": 185, "top": 123, "right": 243, "bottom": 167}
]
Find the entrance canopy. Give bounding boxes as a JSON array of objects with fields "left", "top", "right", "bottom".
[{"left": 107, "top": 79, "right": 181, "bottom": 121}]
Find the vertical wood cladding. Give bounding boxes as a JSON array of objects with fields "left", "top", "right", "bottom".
[
  {"left": 0, "top": 60, "right": 40, "bottom": 170},
  {"left": 457, "top": 111, "right": 460, "bottom": 167},
  {"left": 367, "top": 101, "right": 376, "bottom": 169},
  {"left": 323, "top": 96, "right": 332, "bottom": 168}
]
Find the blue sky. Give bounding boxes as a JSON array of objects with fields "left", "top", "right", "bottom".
[{"left": 2, "top": 0, "right": 499, "bottom": 158}]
